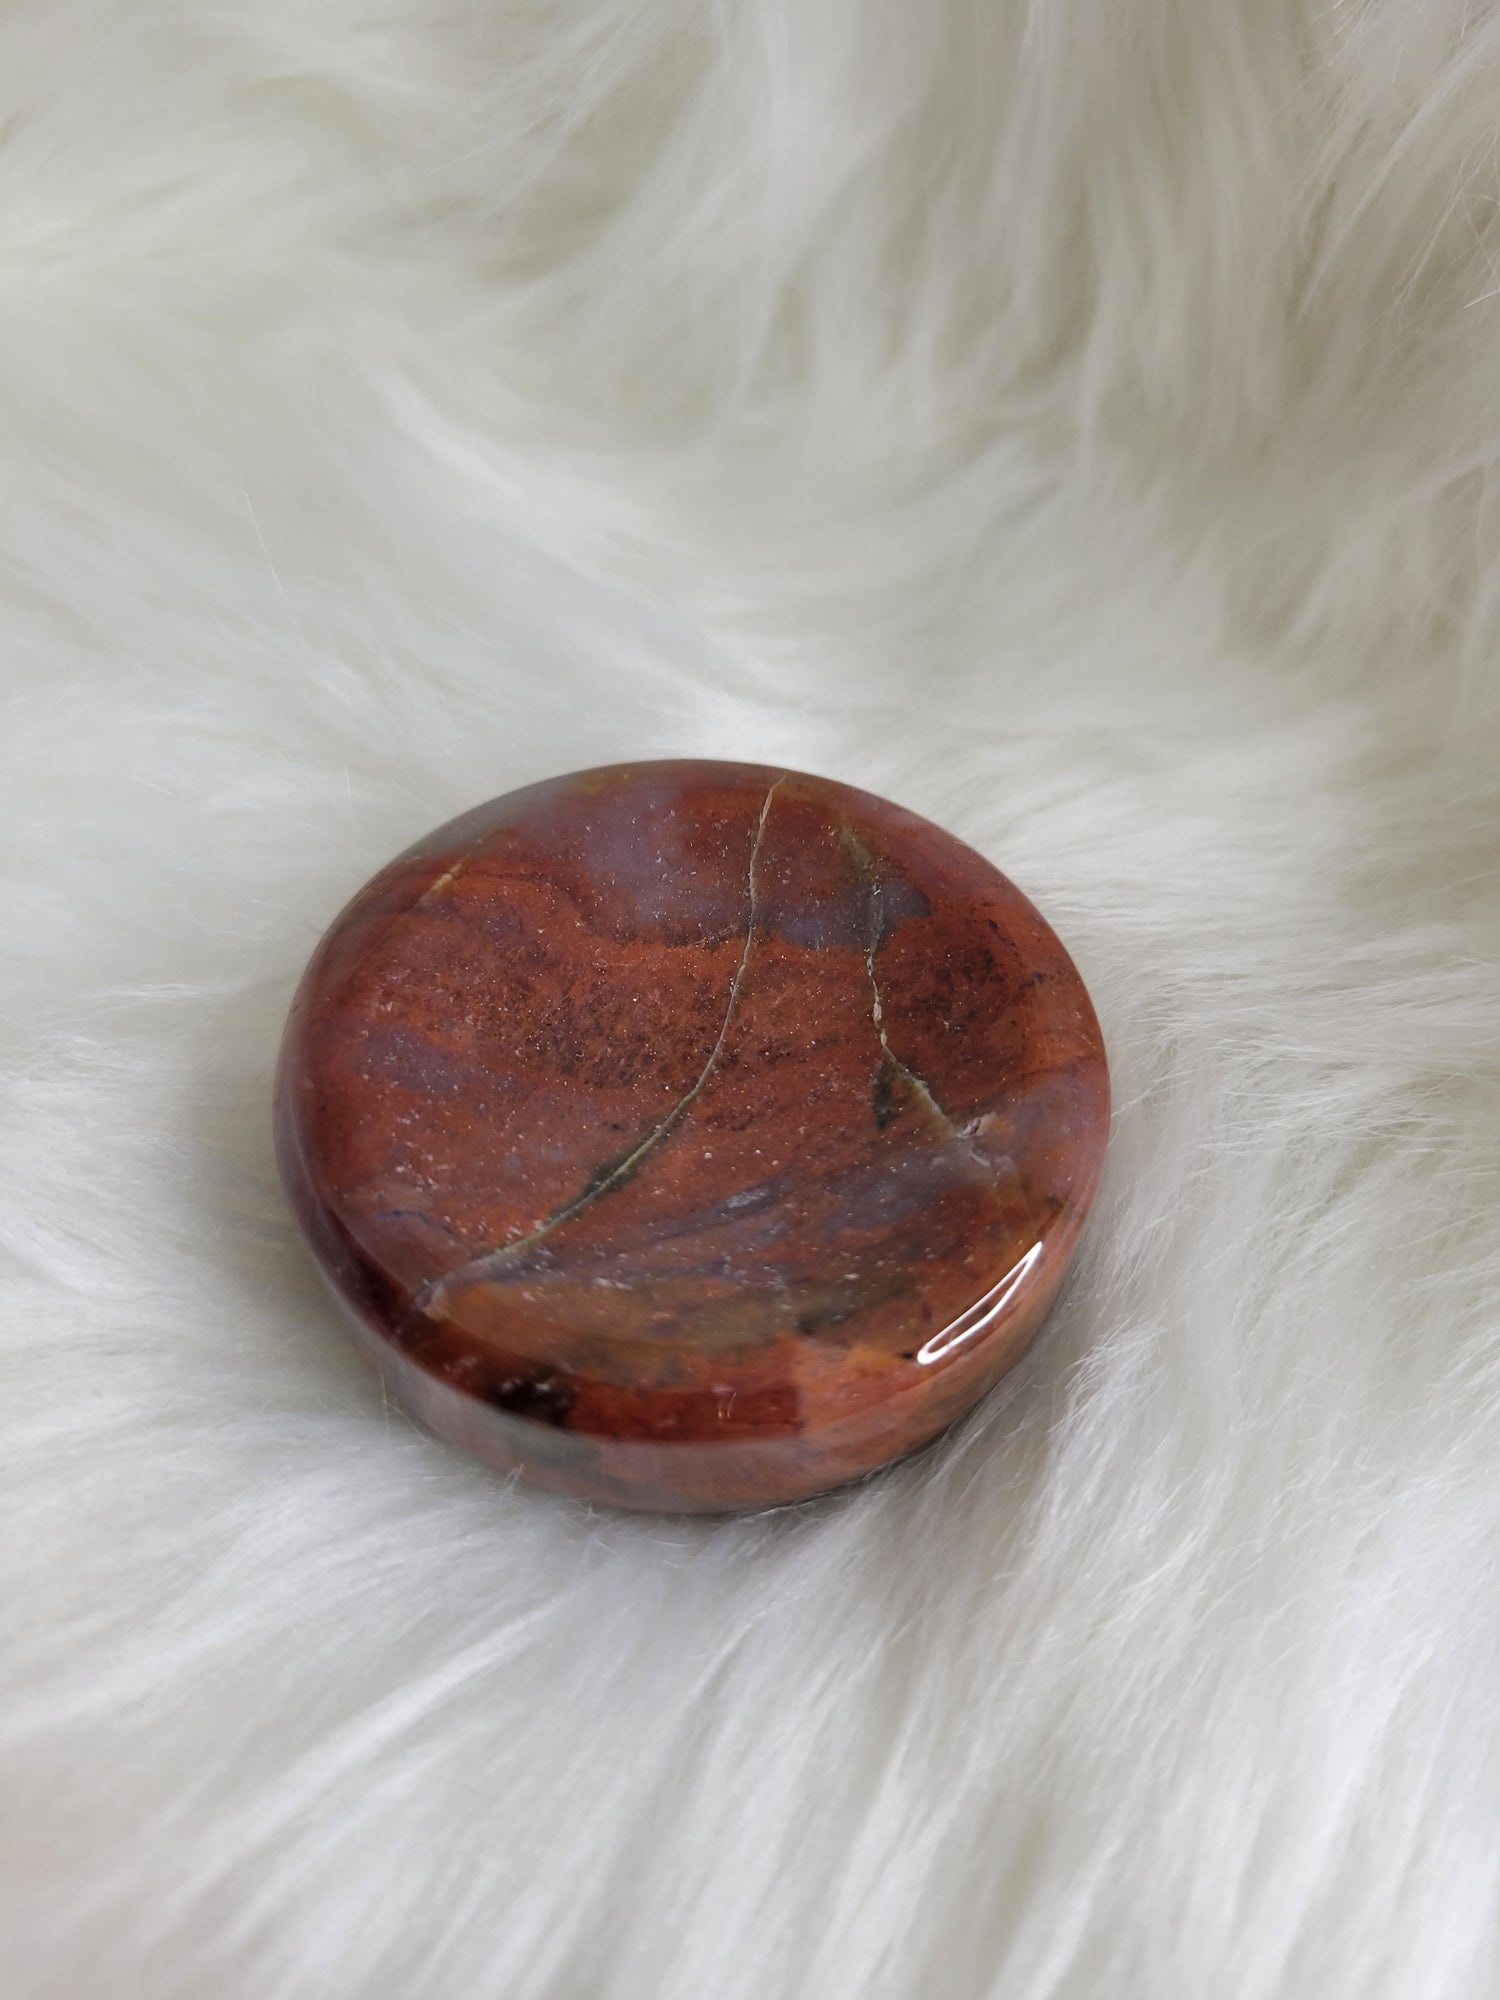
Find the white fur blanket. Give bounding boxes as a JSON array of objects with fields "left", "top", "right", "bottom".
[{"left": 4, "top": 4, "right": 1498, "bottom": 1995}]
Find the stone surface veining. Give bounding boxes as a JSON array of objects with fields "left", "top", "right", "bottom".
[{"left": 274, "top": 760, "right": 1110, "bottom": 1512}]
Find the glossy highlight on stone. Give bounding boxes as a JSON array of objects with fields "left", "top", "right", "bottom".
[{"left": 275, "top": 761, "right": 1109, "bottom": 1512}]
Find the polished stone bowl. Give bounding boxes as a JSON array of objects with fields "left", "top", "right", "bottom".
[{"left": 275, "top": 760, "right": 1109, "bottom": 1512}]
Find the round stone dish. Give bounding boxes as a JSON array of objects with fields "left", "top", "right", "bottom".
[{"left": 275, "top": 761, "right": 1108, "bottom": 1512}]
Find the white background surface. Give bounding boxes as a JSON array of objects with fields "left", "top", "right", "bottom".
[{"left": 3, "top": 4, "right": 1499, "bottom": 1995}]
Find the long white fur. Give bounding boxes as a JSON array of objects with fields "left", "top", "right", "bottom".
[{"left": 3, "top": 3, "right": 1499, "bottom": 1995}]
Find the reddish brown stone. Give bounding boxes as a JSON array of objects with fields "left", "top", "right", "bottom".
[{"left": 275, "top": 761, "right": 1109, "bottom": 1512}]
